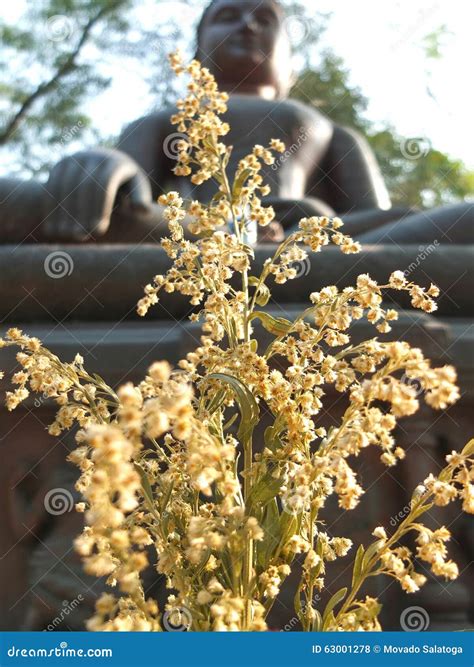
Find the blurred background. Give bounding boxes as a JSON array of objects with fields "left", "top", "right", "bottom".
[
  {"left": 1, "top": 0, "right": 473, "bottom": 211},
  {"left": 0, "top": 1, "right": 473, "bottom": 632}
]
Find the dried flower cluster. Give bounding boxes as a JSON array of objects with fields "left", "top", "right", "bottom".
[{"left": 1, "top": 54, "right": 472, "bottom": 632}]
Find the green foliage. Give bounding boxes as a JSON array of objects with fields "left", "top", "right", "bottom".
[
  {"left": 1, "top": 0, "right": 472, "bottom": 209},
  {"left": 291, "top": 53, "right": 370, "bottom": 133},
  {"left": 290, "top": 51, "right": 474, "bottom": 209},
  {"left": 0, "top": 0, "right": 133, "bottom": 175}
]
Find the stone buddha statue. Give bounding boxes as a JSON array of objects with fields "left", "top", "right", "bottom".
[
  {"left": 5, "top": 1, "right": 474, "bottom": 633},
  {"left": 1, "top": 0, "right": 472, "bottom": 245}
]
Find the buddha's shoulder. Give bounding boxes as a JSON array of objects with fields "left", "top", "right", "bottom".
[
  {"left": 227, "top": 95, "right": 330, "bottom": 123},
  {"left": 120, "top": 108, "right": 176, "bottom": 142}
]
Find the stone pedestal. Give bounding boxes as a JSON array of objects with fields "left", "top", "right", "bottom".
[{"left": 0, "top": 244, "right": 472, "bottom": 630}]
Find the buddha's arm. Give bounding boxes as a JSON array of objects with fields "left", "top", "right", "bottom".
[
  {"left": 307, "top": 125, "right": 418, "bottom": 235},
  {"left": 0, "top": 179, "right": 49, "bottom": 242},
  {"left": 315, "top": 125, "right": 392, "bottom": 213},
  {"left": 42, "top": 113, "right": 175, "bottom": 243},
  {"left": 112, "top": 111, "right": 207, "bottom": 240},
  {"left": 116, "top": 111, "right": 175, "bottom": 200}
]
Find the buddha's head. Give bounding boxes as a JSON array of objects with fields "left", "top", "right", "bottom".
[{"left": 196, "top": 0, "right": 293, "bottom": 99}]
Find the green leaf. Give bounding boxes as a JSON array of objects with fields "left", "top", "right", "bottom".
[
  {"left": 206, "top": 387, "right": 227, "bottom": 415},
  {"left": 232, "top": 168, "right": 253, "bottom": 199},
  {"left": 279, "top": 511, "right": 302, "bottom": 553},
  {"left": 160, "top": 481, "right": 174, "bottom": 514},
  {"left": 248, "top": 277, "right": 270, "bottom": 307},
  {"left": 263, "top": 424, "right": 284, "bottom": 452},
  {"left": 352, "top": 544, "right": 365, "bottom": 588},
  {"left": 256, "top": 499, "right": 281, "bottom": 569},
  {"left": 462, "top": 439, "right": 474, "bottom": 456},
  {"left": 322, "top": 587, "right": 347, "bottom": 628},
  {"left": 223, "top": 412, "right": 238, "bottom": 431},
  {"left": 362, "top": 541, "right": 383, "bottom": 570},
  {"left": 249, "top": 311, "right": 293, "bottom": 337},
  {"left": 228, "top": 317, "right": 239, "bottom": 346},
  {"left": 255, "top": 285, "right": 271, "bottom": 307},
  {"left": 410, "top": 502, "right": 433, "bottom": 521},
  {"left": 294, "top": 587, "right": 303, "bottom": 624},
  {"left": 248, "top": 472, "right": 284, "bottom": 506},
  {"left": 206, "top": 373, "right": 259, "bottom": 442},
  {"left": 134, "top": 463, "right": 155, "bottom": 511},
  {"left": 211, "top": 191, "right": 226, "bottom": 203},
  {"left": 315, "top": 535, "right": 325, "bottom": 559},
  {"left": 311, "top": 609, "right": 322, "bottom": 632}
]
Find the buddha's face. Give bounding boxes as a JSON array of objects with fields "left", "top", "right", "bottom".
[{"left": 197, "top": 0, "right": 292, "bottom": 96}]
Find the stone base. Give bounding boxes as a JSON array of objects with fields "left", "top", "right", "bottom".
[{"left": 0, "top": 244, "right": 473, "bottom": 630}]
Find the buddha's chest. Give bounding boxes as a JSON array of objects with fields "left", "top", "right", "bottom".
[
  {"left": 181, "top": 98, "right": 332, "bottom": 201},
  {"left": 163, "top": 95, "right": 332, "bottom": 201}
]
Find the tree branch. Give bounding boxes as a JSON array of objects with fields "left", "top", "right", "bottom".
[{"left": 0, "top": 4, "right": 116, "bottom": 145}]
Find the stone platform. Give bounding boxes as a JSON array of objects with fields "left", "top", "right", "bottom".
[{"left": 0, "top": 244, "right": 473, "bottom": 630}]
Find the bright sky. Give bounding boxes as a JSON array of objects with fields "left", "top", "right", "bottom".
[
  {"left": 316, "top": 0, "right": 473, "bottom": 167},
  {"left": 3, "top": 0, "right": 474, "bottom": 169}
]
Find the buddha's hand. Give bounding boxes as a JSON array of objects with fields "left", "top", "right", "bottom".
[{"left": 42, "top": 149, "right": 152, "bottom": 241}]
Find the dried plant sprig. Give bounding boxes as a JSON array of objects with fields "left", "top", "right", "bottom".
[{"left": 1, "top": 54, "right": 472, "bottom": 632}]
